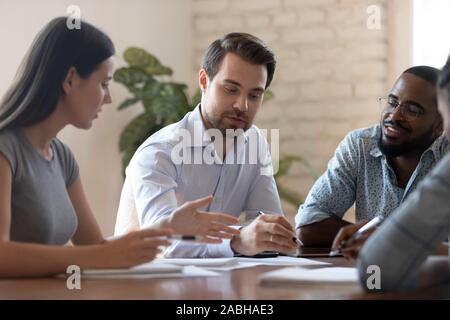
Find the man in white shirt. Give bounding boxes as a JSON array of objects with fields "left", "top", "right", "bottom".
[{"left": 115, "top": 33, "right": 297, "bottom": 258}]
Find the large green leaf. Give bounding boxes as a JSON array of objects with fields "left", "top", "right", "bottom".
[
  {"left": 113, "top": 67, "right": 150, "bottom": 86},
  {"left": 119, "top": 113, "right": 156, "bottom": 152},
  {"left": 123, "top": 47, "right": 172, "bottom": 76},
  {"left": 134, "top": 80, "right": 163, "bottom": 103},
  {"left": 146, "top": 83, "right": 190, "bottom": 125},
  {"left": 119, "top": 113, "right": 164, "bottom": 173},
  {"left": 117, "top": 97, "right": 140, "bottom": 110}
]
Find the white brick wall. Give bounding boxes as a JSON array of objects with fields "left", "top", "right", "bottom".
[{"left": 192, "top": 0, "right": 389, "bottom": 221}]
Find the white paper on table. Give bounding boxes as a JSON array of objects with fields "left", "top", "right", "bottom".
[
  {"left": 258, "top": 267, "right": 359, "bottom": 285},
  {"left": 183, "top": 266, "right": 221, "bottom": 277},
  {"left": 237, "top": 256, "right": 331, "bottom": 266},
  {"left": 154, "top": 257, "right": 239, "bottom": 267},
  {"left": 201, "top": 256, "right": 331, "bottom": 271},
  {"left": 70, "top": 262, "right": 220, "bottom": 279},
  {"left": 81, "top": 262, "right": 182, "bottom": 277}
]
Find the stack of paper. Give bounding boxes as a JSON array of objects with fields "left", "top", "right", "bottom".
[{"left": 258, "top": 267, "right": 359, "bottom": 285}]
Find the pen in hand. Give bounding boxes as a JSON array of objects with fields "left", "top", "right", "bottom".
[
  {"left": 148, "top": 235, "right": 203, "bottom": 242},
  {"left": 258, "top": 211, "right": 304, "bottom": 247},
  {"left": 329, "top": 216, "right": 384, "bottom": 256}
]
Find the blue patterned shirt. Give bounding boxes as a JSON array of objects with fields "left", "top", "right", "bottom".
[{"left": 295, "top": 124, "right": 449, "bottom": 228}]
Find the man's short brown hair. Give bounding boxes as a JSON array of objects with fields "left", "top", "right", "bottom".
[{"left": 201, "top": 32, "right": 276, "bottom": 89}]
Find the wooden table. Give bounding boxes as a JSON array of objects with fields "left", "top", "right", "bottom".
[{"left": 0, "top": 257, "right": 448, "bottom": 300}]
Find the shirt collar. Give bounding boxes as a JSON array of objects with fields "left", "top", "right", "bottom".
[
  {"left": 185, "top": 104, "right": 210, "bottom": 147},
  {"left": 424, "top": 133, "right": 448, "bottom": 161},
  {"left": 366, "top": 125, "right": 383, "bottom": 158}
]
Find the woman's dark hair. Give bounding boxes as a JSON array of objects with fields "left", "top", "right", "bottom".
[
  {"left": 201, "top": 32, "right": 276, "bottom": 89},
  {"left": 438, "top": 55, "right": 450, "bottom": 107},
  {"left": 0, "top": 17, "right": 115, "bottom": 130}
]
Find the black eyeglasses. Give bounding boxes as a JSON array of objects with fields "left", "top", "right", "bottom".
[{"left": 378, "top": 96, "right": 425, "bottom": 120}]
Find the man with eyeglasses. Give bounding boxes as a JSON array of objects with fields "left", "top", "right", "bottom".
[
  {"left": 295, "top": 66, "right": 449, "bottom": 255},
  {"left": 357, "top": 57, "right": 450, "bottom": 291}
]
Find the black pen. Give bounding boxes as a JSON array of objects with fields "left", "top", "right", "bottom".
[
  {"left": 149, "top": 235, "right": 202, "bottom": 241},
  {"left": 258, "top": 211, "right": 303, "bottom": 246}
]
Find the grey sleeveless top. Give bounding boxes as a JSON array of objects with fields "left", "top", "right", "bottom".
[{"left": 0, "top": 128, "right": 79, "bottom": 244}]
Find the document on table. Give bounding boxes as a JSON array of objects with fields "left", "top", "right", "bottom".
[
  {"left": 237, "top": 256, "right": 330, "bottom": 266},
  {"left": 82, "top": 262, "right": 182, "bottom": 276},
  {"left": 78, "top": 262, "right": 219, "bottom": 279},
  {"left": 218, "top": 256, "right": 331, "bottom": 271},
  {"left": 258, "top": 267, "right": 359, "bottom": 285},
  {"left": 155, "top": 256, "right": 330, "bottom": 271},
  {"left": 153, "top": 257, "right": 239, "bottom": 267}
]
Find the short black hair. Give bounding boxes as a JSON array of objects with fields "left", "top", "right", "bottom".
[
  {"left": 403, "top": 65, "right": 440, "bottom": 87},
  {"left": 201, "top": 32, "right": 276, "bottom": 89}
]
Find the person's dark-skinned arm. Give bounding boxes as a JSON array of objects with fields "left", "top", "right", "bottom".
[
  {"left": 295, "top": 131, "right": 360, "bottom": 247},
  {"left": 296, "top": 216, "right": 351, "bottom": 248}
]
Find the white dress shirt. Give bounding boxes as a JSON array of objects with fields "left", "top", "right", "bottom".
[{"left": 115, "top": 105, "right": 283, "bottom": 257}]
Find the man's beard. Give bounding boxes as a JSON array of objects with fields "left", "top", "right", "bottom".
[
  {"left": 378, "top": 135, "right": 417, "bottom": 157},
  {"left": 204, "top": 108, "right": 250, "bottom": 135},
  {"left": 378, "top": 121, "right": 436, "bottom": 157}
]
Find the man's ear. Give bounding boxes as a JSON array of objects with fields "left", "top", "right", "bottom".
[
  {"left": 62, "top": 67, "right": 77, "bottom": 95},
  {"left": 199, "top": 69, "right": 209, "bottom": 93}
]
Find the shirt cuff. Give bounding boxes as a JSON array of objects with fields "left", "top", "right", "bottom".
[
  {"left": 206, "top": 239, "right": 234, "bottom": 258},
  {"left": 295, "top": 208, "right": 334, "bottom": 229}
]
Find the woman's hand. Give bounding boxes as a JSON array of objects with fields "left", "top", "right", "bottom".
[
  {"left": 168, "top": 195, "right": 240, "bottom": 243},
  {"left": 94, "top": 228, "right": 173, "bottom": 269}
]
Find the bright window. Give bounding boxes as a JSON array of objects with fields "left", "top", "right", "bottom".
[{"left": 413, "top": 0, "right": 450, "bottom": 68}]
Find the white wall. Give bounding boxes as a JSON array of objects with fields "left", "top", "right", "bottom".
[{"left": 0, "top": 0, "right": 193, "bottom": 236}]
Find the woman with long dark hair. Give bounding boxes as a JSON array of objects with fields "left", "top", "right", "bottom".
[{"left": 0, "top": 17, "right": 238, "bottom": 277}]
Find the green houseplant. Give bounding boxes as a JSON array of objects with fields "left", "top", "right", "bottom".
[
  {"left": 113, "top": 47, "right": 199, "bottom": 173},
  {"left": 114, "top": 47, "right": 318, "bottom": 207}
]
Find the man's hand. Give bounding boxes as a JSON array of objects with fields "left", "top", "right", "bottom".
[
  {"left": 168, "top": 195, "right": 240, "bottom": 243},
  {"left": 331, "top": 220, "right": 374, "bottom": 260},
  {"left": 230, "top": 214, "right": 297, "bottom": 256}
]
